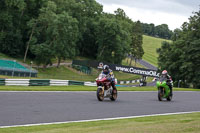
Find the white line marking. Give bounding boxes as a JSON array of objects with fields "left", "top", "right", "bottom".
[
  {"left": 0, "top": 91, "right": 96, "bottom": 93},
  {"left": 0, "top": 91, "right": 199, "bottom": 93},
  {"left": 0, "top": 111, "right": 200, "bottom": 128},
  {"left": 0, "top": 91, "right": 155, "bottom": 93}
]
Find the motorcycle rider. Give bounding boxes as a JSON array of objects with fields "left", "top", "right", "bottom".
[
  {"left": 101, "top": 65, "right": 117, "bottom": 90},
  {"left": 160, "top": 70, "right": 173, "bottom": 96}
]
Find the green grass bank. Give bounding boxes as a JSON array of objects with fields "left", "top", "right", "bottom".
[
  {"left": 0, "top": 86, "right": 199, "bottom": 91},
  {"left": 142, "top": 35, "right": 171, "bottom": 67},
  {"left": 0, "top": 112, "right": 199, "bottom": 133}
]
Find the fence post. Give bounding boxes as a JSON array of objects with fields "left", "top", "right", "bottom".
[
  {"left": 178, "top": 80, "right": 181, "bottom": 88},
  {"left": 29, "top": 61, "right": 33, "bottom": 78},
  {"left": 12, "top": 60, "right": 16, "bottom": 77}
]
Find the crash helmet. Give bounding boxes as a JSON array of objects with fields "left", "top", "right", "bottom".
[
  {"left": 103, "top": 65, "right": 109, "bottom": 74},
  {"left": 162, "top": 70, "right": 168, "bottom": 75}
]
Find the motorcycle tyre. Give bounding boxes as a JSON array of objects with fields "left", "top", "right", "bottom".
[
  {"left": 167, "top": 95, "right": 172, "bottom": 101},
  {"left": 110, "top": 89, "right": 117, "bottom": 101},
  {"left": 97, "top": 87, "right": 104, "bottom": 101},
  {"left": 158, "top": 89, "right": 163, "bottom": 101}
]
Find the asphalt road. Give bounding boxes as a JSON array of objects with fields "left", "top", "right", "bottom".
[
  {"left": 138, "top": 59, "right": 157, "bottom": 70},
  {"left": 0, "top": 91, "right": 200, "bottom": 127}
]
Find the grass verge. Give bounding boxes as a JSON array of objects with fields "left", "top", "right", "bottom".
[
  {"left": 142, "top": 35, "right": 172, "bottom": 67},
  {"left": 0, "top": 86, "right": 199, "bottom": 91},
  {"left": 0, "top": 112, "right": 200, "bottom": 133}
]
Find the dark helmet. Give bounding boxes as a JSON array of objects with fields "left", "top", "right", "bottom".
[{"left": 103, "top": 65, "right": 109, "bottom": 74}]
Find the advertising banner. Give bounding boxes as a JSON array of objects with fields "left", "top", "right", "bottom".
[{"left": 72, "top": 60, "right": 160, "bottom": 77}]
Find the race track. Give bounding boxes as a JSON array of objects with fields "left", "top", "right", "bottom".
[{"left": 0, "top": 91, "right": 200, "bottom": 127}]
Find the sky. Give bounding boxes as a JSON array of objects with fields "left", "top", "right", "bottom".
[{"left": 96, "top": 0, "right": 199, "bottom": 30}]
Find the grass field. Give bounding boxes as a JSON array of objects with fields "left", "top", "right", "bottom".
[
  {"left": 37, "top": 66, "right": 141, "bottom": 81},
  {"left": 122, "top": 58, "right": 146, "bottom": 68},
  {"left": 142, "top": 35, "right": 171, "bottom": 67},
  {"left": 0, "top": 86, "right": 199, "bottom": 91},
  {"left": 0, "top": 64, "right": 141, "bottom": 82},
  {"left": 0, "top": 52, "right": 141, "bottom": 81},
  {"left": 1, "top": 35, "right": 168, "bottom": 81},
  {"left": 0, "top": 112, "right": 199, "bottom": 133}
]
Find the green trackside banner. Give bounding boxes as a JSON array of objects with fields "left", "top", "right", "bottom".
[
  {"left": 29, "top": 79, "right": 50, "bottom": 86},
  {"left": 68, "top": 81, "right": 84, "bottom": 86},
  {"left": 0, "top": 79, "right": 5, "bottom": 85},
  {"left": 72, "top": 60, "right": 160, "bottom": 77}
]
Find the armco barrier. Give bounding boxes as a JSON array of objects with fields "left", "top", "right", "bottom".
[
  {"left": 5, "top": 79, "right": 29, "bottom": 86},
  {"left": 84, "top": 82, "right": 96, "bottom": 86},
  {"left": 0, "top": 79, "right": 5, "bottom": 85},
  {"left": 29, "top": 79, "right": 50, "bottom": 86},
  {"left": 68, "top": 81, "right": 84, "bottom": 86},
  {"left": 50, "top": 80, "right": 69, "bottom": 86},
  {"left": 0, "top": 79, "right": 142, "bottom": 86},
  {"left": 118, "top": 79, "right": 140, "bottom": 84}
]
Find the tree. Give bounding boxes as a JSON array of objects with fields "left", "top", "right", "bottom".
[
  {"left": 29, "top": 1, "right": 79, "bottom": 68},
  {"left": 73, "top": 0, "right": 103, "bottom": 57},
  {"left": 0, "top": 0, "right": 46, "bottom": 58},
  {"left": 29, "top": 1, "right": 57, "bottom": 67},
  {"left": 141, "top": 23, "right": 173, "bottom": 39},
  {"left": 155, "top": 24, "right": 172, "bottom": 39},
  {"left": 157, "top": 9, "right": 200, "bottom": 88},
  {"left": 53, "top": 12, "right": 78, "bottom": 67},
  {"left": 96, "top": 14, "right": 131, "bottom": 64},
  {"left": 130, "top": 21, "right": 144, "bottom": 66},
  {"left": 0, "top": 0, "right": 26, "bottom": 56},
  {"left": 23, "top": 0, "right": 48, "bottom": 62}
]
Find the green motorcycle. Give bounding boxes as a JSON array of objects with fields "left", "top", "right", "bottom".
[{"left": 156, "top": 80, "right": 172, "bottom": 101}]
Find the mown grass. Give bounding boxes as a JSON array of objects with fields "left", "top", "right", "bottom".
[
  {"left": 0, "top": 53, "right": 10, "bottom": 59},
  {"left": 0, "top": 86, "right": 199, "bottom": 91},
  {"left": 0, "top": 65, "right": 141, "bottom": 81},
  {"left": 122, "top": 58, "right": 146, "bottom": 68},
  {"left": 0, "top": 52, "right": 141, "bottom": 81},
  {"left": 38, "top": 66, "right": 141, "bottom": 81},
  {"left": 0, "top": 112, "right": 200, "bottom": 133},
  {"left": 143, "top": 35, "right": 172, "bottom": 67}
]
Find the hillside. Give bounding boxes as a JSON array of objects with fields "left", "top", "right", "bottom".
[
  {"left": 142, "top": 35, "right": 172, "bottom": 67},
  {"left": 0, "top": 35, "right": 167, "bottom": 81},
  {"left": 38, "top": 66, "right": 141, "bottom": 81},
  {"left": 0, "top": 53, "right": 141, "bottom": 81}
]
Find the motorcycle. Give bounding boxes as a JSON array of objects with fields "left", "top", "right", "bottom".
[
  {"left": 156, "top": 79, "right": 172, "bottom": 101},
  {"left": 96, "top": 74, "right": 117, "bottom": 101}
]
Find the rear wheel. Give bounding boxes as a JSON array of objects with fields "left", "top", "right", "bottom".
[
  {"left": 167, "top": 95, "right": 172, "bottom": 101},
  {"left": 158, "top": 89, "right": 163, "bottom": 101},
  {"left": 97, "top": 87, "right": 104, "bottom": 101},
  {"left": 110, "top": 89, "right": 117, "bottom": 101}
]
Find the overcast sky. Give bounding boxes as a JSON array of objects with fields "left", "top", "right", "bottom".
[{"left": 96, "top": 0, "right": 199, "bottom": 30}]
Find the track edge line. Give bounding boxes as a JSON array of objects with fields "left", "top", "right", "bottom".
[{"left": 1, "top": 111, "right": 200, "bottom": 128}]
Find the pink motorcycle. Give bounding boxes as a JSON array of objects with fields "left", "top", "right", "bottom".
[{"left": 96, "top": 74, "right": 117, "bottom": 101}]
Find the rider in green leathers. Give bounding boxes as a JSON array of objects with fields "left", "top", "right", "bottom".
[{"left": 160, "top": 70, "right": 173, "bottom": 96}]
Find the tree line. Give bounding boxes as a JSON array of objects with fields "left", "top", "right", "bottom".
[
  {"left": 157, "top": 9, "right": 200, "bottom": 89},
  {"left": 0, "top": 0, "right": 144, "bottom": 67},
  {"left": 141, "top": 23, "right": 173, "bottom": 39}
]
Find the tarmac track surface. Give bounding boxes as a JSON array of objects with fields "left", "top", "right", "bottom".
[{"left": 0, "top": 91, "right": 200, "bottom": 127}]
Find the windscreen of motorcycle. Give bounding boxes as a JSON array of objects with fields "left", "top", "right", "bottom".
[{"left": 98, "top": 73, "right": 106, "bottom": 80}]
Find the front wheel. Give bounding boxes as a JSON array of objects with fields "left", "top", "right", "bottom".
[
  {"left": 97, "top": 87, "right": 104, "bottom": 101},
  {"left": 158, "top": 89, "right": 163, "bottom": 101},
  {"left": 110, "top": 89, "right": 117, "bottom": 101}
]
